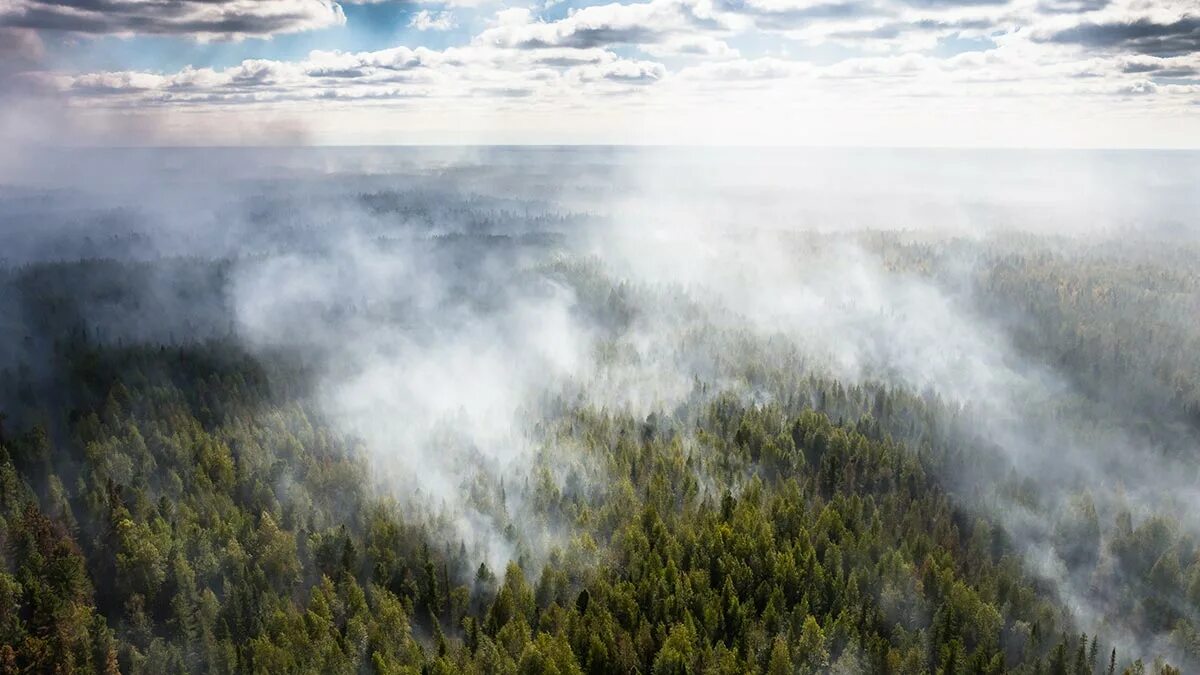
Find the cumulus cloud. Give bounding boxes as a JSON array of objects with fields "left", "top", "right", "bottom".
[
  {"left": 572, "top": 58, "right": 666, "bottom": 83},
  {"left": 640, "top": 34, "right": 741, "bottom": 57},
  {"left": 409, "top": 9, "right": 456, "bottom": 31},
  {"left": 48, "top": 40, "right": 675, "bottom": 109},
  {"left": 49, "top": 19, "right": 1200, "bottom": 126},
  {"left": 7, "top": 0, "right": 1200, "bottom": 144},
  {"left": 1037, "top": 0, "right": 1109, "bottom": 14},
  {"left": 475, "top": 0, "right": 729, "bottom": 49},
  {"left": 1118, "top": 55, "right": 1199, "bottom": 77},
  {"left": 0, "top": 0, "right": 347, "bottom": 39},
  {"left": 715, "top": 0, "right": 886, "bottom": 30},
  {"left": 677, "top": 55, "right": 807, "bottom": 79},
  {"left": 1042, "top": 16, "right": 1200, "bottom": 57}
]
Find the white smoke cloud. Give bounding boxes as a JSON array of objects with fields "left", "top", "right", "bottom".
[{"left": 5, "top": 145, "right": 1199, "bottom": 661}]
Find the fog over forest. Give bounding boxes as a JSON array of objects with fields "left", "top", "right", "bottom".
[{"left": 1, "top": 147, "right": 1199, "bottom": 674}]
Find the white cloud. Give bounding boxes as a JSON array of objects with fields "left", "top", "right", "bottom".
[
  {"left": 0, "top": 0, "right": 346, "bottom": 40},
  {"left": 571, "top": 58, "right": 667, "bottom": 83},
  {"left": 409, "top": 10, "right": 457, "bottom": 31},
  {"left": 676, "top": 55, "right": 807, "bottom": 79},
  {"left": 54, "top": 41, "right": 673, "bottom": 110},
  {"left": 641, "top": 34, "right": 741, "bottom": 57},
  {"left": 475, "top": 0, "right": 732, "bottom": 49},
  {"left": 13, "top": 0, "right": 1200, "bottom": 145}
]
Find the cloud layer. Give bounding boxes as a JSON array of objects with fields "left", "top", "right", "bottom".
[
  {"left": 0, "top": 0, "right": 349, "bottom": 39},
  {"left": 3, "top": 0, "right": 1199, "bottom": 144}
]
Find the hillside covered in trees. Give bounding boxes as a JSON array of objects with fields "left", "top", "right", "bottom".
[{"left": 1, "top": 148, "right": 1197, "bottom": 674}]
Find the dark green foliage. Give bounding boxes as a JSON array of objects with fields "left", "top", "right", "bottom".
[
  {"left": 0, "top": 335, "right": 1168, "bottom": 674},
  {"left": 0, "top": 243, "right": 1193, "bottom": 674}
]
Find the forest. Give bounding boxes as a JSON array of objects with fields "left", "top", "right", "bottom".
[{"left": 0, "top": 148, "right": 1197, "bottom": 674}]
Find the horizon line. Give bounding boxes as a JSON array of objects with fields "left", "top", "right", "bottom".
[{"left": 23, "top": 143, "right": 1200, "bottom": 152}]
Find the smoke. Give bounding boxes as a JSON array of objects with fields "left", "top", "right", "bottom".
[
  {"left": 0, "top": 27, "right": 61, "bottom": 179},
  {"left": 562, "top": 151, "right": 1200, "bottom": 664},
  {"left": 2, "top": 146, "right": 1199, "bottom": 661},
  {"left": 230, "top": 231, "right": 596, "bottom": 568}
]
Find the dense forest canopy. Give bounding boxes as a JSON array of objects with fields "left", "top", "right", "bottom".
[{"left": 0, "top": 148, "right": 1198, "bottom": 674}]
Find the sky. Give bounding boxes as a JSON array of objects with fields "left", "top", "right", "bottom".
[{"left": 0, "top": 0, "right": 1198, "bottom": 146}]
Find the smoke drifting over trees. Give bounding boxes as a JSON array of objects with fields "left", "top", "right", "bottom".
[{"left": 1, "top": 147, "right": 1198, "bottom": 673}]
